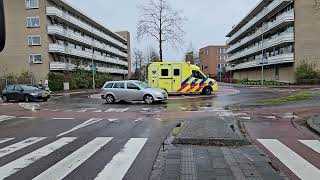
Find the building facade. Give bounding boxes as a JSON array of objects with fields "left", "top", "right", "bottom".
[
  {"left": 199, "top": 45, "right": 227, "bottom": 78},
  {"left": 225, "top": 0, "right": 320, "bottom": 83},
  {"left": 0, "top": 0, "right": 130, "bottom": 84}
]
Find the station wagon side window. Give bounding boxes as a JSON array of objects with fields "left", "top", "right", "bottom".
[
  {"left": 104, "top": 83, "right": 114, "bottom": 88},
  {"left": 113, "top": 82, "right": 125, "bottom": 89},
  {"left": 15, "top": 86, "right": 23, "bottom": 91},
  {"left": 127, "top": 83, "right": 140, "bottom": 90},
  {"left": 161, "top": 69, "right": 169, "bottom": 76}
]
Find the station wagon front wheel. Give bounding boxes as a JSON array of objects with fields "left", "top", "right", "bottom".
[
  {"left": 105, "top": 94, "right": 115, "bottom": 104},
  {"left": 144, "top": 95, "right": 154, "bottom": 104}
]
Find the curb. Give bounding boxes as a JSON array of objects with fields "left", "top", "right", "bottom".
[
  {"left": 307, "top": 115, "right": 320, "bottom": 134},
  {"left": 172, "top": 137, "right": 250, "bottom": 146},
  {"left": 51, "top": 90, "right": 100, "bottom": 96},
  {"left": 223, "top": 83, "right": 320, "bottom": 89}
]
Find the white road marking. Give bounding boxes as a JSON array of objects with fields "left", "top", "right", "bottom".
[
  {"left": 142, "top": 108, "right": 150, "bottom": 111},
  {"left": 108, "top": 119, "right": 118, "bottom": 122},
  {"left": 264, "top": 116, "right": 276, "bottom": 119},
  {"left": 18, "top": 103, "right": 40, "bottom": 111},
  {"left": 52, "top": 118, "right": 75, "bottom": 120},
  {"left": 105, "top": 108, "right": 129, "bottom": 113},
  {"left": 64, "top": 110, "right": 73, "bottom": 112},
  {"left": 77, "top": 110, "right": 87, "bottom": 112},
  {"left": 258, "top": 139, "right": 320, "bottom": 180},
  {"left": 0, "top": 138, "right": 14, "bottom": 144},
  {"left": 283, "top": 115, "right": 299, "bottom": 119},
  {"left": 134, "top": 118, "right": 143, "bottom": 122},
  {"left": 93, "top": 110, "right": 102, "bottom": 113},
  {"left": 233, "top": 113, "right": 248, "bottom": 116},
  {"left": 240, "top": 117, "right": 251, "bottom": 120},
  {"left": 81, "top": 108, "right": 96, "bottom": 110},
  {"left": 33, "top": 137, "right": 113, "bottom": 180},
  {"left": 57, "top": 118, "right": 103, "bottom": 137},
  {"left": 299, "top": 140, "right": 320, "bottom": 153},
  {"left": 94, "top": 138, "right": 148, "bottom": 180},
  {"left": 0, "top": 137, "right": 76, "bottom": 180},
  {"left": 51, "top": 109, "right": 60, "bottom": 112},
  {"left": 19, "top": 117, "right": 36, "bottom": 119},
  {"left": 0, "top": 137, "right": 46, "bottom": 158},
  {"left": 0, "top": 115, "right": 15, "bottom": 123}
]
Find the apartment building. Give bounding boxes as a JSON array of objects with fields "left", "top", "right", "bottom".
[
  {"left": 199, "top": 45, "right": 227, "bottom": 78},
  {"left": 0, "top": 0, "right": 131, "bottom": 83},
  {"left": 225, "top": 0, "right": 320, "bottom": 83}
]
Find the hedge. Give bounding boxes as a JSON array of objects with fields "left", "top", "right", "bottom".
[{"left": 48, "top": 70, "right": 111, "bottom": 91}]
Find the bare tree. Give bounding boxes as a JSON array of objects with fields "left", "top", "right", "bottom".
[
  {"left": 314, "top": 0, "right": 320, "bottom": 10},
  {"left": 145, "top": 47, "right": 160, "bottom": 63},
  {"left": 137, "top": 0, "right": 187, "bottom": 62}
]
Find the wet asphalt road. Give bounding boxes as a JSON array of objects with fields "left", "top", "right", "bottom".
[{"left": 0, "top": 84, "right": 299, "bottom": 180}]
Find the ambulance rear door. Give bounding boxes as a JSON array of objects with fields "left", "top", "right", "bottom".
[{"left": 149, "top": 64, "right": 159, "bottom": 88}]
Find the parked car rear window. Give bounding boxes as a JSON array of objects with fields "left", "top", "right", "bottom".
[
  {"left": 105, "top": 83, "right": 114, "bottom": 88},
  {"left": 113, "top": 83, "right": 125, "bottom": 89},
  {"left": 6, "top": 85, "right": 14, "bottom": 91}
]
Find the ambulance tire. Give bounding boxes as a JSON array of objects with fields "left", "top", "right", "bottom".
[{"left": 203, "top": 87, "right": 212, "bottom": 95}]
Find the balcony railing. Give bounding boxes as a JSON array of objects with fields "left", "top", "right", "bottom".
[
  {"left": 48, "top": 44, "right": 129, "bottom": 66},
  {"left": 49, "top": 62, "right": 128, "bottom": 74},
  {"left": 46, "top": 6, "right": 127, "bottom": 50},
  {"left": 226, "top": 0, "right": 292, "bottom": 45},
  {"left": 226, "top": 10, "right": 294, "bottom": 54},
  {"left": 226, "top": 32, "right": 294, "bottom": 62},
  {"left": 226, "top": 53, "right": 293, "bottom": 71},
  {"left": 47, "top": 25, "right": 127, "bottom": 58}
]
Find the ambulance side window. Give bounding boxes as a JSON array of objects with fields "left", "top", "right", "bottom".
[
  {"left": 161, "top": 69, "right": 169, "bottom": 76},
  {"left": 174, "top": 69, "right": 180, "bottom": 76},
  {"left": 192, "top": 70, "right": 205, "bottom": 79}
]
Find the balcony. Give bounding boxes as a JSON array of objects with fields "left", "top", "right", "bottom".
[
  {"left": 47, "top": 25, "right": 127, "bottom": 58},
  {"left": 226, "top": 0, "right": 293, "bottom": 45},
  {"left": 48, "top": 44, "right": 128, "bottom": 66},
  {"left": 49, "top": 62, "right": 128, "bottom": 74},
  {"left": 226, "top": 32, "right": 294, "bottom": 62},
  {"left": 226, "top": 53, "right": 293, "bottom": 71},
  {"left": 46, "top": 6, "right": 127, "bottom": 50},
  {"left": 226, "top": 10, "right": 294, "bottom": 54}
]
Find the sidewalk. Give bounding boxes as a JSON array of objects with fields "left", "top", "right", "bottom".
[
  {"left": 220, "top": 82, "right": 320, "bottom": 89},
  {"left": 151, "top": 116, "right": 286, "bottom": 180},
  {"left": 307, "top": 115, "right": 320, "bottom": 134},
  {"left": 51, "top": 89, "right": 100, "bottom": 96}
]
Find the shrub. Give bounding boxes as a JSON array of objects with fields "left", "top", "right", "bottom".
[
  {"left": 48, "top": 72, "right": 65, "bottom": 91},
  {"left": 295, "top": 61, "right": 318, "bottom": 80}
]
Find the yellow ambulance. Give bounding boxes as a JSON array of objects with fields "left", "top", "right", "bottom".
[{"left": 148, "top": 62, "right": 218, "bottom": 95}]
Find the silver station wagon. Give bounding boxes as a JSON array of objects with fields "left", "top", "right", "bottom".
[{"left": 101, "top": 80, "right": 168, "bottom": 104}]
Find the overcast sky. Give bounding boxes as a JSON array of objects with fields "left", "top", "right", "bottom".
[{"left": 67, "top": 0, "right": 260, "bottom": 61}]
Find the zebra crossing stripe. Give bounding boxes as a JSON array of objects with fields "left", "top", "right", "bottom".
[
  {"left": 105, "top": 108, "right": 129, "bottom": 113},
  {"left": 0, "top": 138, "right": 14, "bottom": 144},
  {"left": 258, "top": 139, "right": 320, "bottom": 180},
  {"left": 0, "top": 137, "right": 46, "bottom": 158},
  {"left": 94, "top": 138, "right": 148, "bottom": 180},
  {"left": 0, "top": 137, "right": 77, "bottom": 180},
  {"left": 57, "top": 118, "right": 103, "bottom": 137},
  {"left": 33, "top": 137, "right": 113, "bottom": 180},
  {"left": 0, "top": 115, "right": 15, "bottom": 123},
  {"left": 299, "top": 140, "right": 320, "bottom": 153}
]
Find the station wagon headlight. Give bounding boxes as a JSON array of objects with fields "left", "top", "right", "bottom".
[{"left": 155, "top": 92, "right": 163, "bottom": 96}]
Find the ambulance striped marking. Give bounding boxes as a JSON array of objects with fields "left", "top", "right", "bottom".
[
  {"left": 195, "top": 83, "right": 207, "bottom": 92},
  {"left": 33, "top": 137, "right": 113, "bottom": 180},
  {"left": 0, "top": 137, "right": 77, "bottom": 179},
  {"left": 181, "top": 74, "right": 194, "bottom": 86},
  {"left": 199, "top": 77, "right": 208, "bottom": 86},
  {"left": 177, "top": 84, "right": 189, "bottom": 92},
  {"left": 94, "top": 138, "right": 148, "bottom": 180},
  {"left": 186, "top": 79, "right": 199, "bottom": 92}
]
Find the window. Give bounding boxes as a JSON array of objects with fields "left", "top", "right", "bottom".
[
  {"left": 161, "top": 69, "right": 169, "bottom": 76},
  {"left": 6, "top": 85, "right": 14, "bottom": 91},
  {"left": 25, "top": 0, "right": 39, "bottom": 9},
  {"left": 127, "top": 83, "right": 140, "bottom": 90},
  {"left": 26, "top": 17, "right": 40, "bottom": 28},
  {"left": 28, "top": 36, "right": 41, "bottom": 46},
  {"left": 113, "top": 82, "right": 125, "bottom": 89},
  {"left": 29, "top": 54, "right": 42, "bottom": 64},
  {"left": 174, "top": 69, "right": 180, "bottom": 76},
  {"left": 206, "top": 48, "right": 209, "bottom": 55},
  {"left": 15, "top": 86, "right": 23, "bottom": 92},
  {"left": 192, "top": 70, "right": 205, "bottom": 79},
  {"left": 104, "top": 83, "right": 114, "bottom": 88}
]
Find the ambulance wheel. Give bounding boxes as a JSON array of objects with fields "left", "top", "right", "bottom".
[
  {"left": 144, "top": 95, "right": 154, "bottom": 104},
  {"left": 203, "top": 87, "right": 212, "bottom": 95}
]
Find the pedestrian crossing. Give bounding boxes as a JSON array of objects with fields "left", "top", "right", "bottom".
[
  {"left": 258, "top": 139, "right": 320, "bottom": 180},
  {"left": 0, "top": 137, "right": 148, "bottom": 180}
]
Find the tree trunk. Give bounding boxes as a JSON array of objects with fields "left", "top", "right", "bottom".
[{"left": 159, "top": 40, "right": 163, "bottom": 62}]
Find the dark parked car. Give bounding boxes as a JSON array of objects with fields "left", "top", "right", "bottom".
[{"left": 1, "top": 84, "right": 50, "bottom": 102}]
